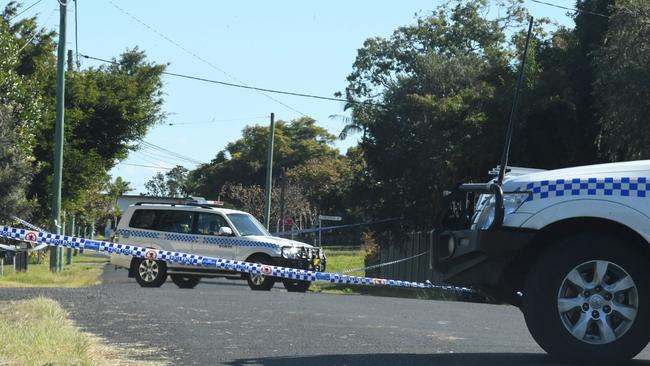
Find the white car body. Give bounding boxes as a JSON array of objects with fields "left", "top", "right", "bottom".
[
  {"left": 110, "top": 203, "right": 325, "bottom": 278},
  {"left": 502, "top": 160, "right": 650, "bottom": 240},
  {"left": 434, "top": 160, "right": 650, "bottom": 362}
]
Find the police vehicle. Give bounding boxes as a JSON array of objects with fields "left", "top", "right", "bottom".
[
  {"left": 434, "top": 162, "right": 650, "bottom": 362},
  {"left": 110, "top": 201, "right": 326, "bottom": 292}
]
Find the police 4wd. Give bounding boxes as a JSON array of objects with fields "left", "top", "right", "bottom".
[
  {"left": 434, "top": 162, "right": 650, "bottom": 363},
  {"left": 110, "top": 202, "right": 326, "bottom": 292}
]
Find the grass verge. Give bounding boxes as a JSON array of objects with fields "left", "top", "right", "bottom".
[
  {"left": 0, "top": 253, "right": 108, "bottom": 288},
  {"left": 0, "top": 297, "right": 164, "bottom": 366},
  {"left": 310, "top": 247, "right": 455, "bottom": 300}
]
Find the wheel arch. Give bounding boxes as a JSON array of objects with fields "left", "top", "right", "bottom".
[
  {"left": 499, "top": 217, "right": 650, "bottom": 295},
  {"left": 245, "top": 252, "right": 276, "bottom": 264}
]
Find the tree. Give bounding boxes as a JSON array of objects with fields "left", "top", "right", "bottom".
[
  {"left": 145, "top": 166, "right": 189, "bottom": 198},
  {"left": 0, "top": 107, "right": 32, "bottom": 221},
  {"left": 187, "top": 117, "right": 339, "bottom": 199},
  {"left": 30, "top": 48, "right": 166, "bottom": 219},
  {"left": 343, "top": 0, "right": 542, "bottom": 225},
  {"left": 594, "top": 0, "right": 650, "bottom": 160},
  {"left": 0, "top": 9, "right": 44, "bottom": 221},
  {"left": 2, "top": 3, "right": 167, "bottom": 221}
]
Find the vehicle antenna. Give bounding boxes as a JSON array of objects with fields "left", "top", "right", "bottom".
[{"left": 498, "top": 16, "right": 534, "bottom": 185}]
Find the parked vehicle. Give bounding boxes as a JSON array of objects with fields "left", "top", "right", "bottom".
[
  {"left": 433, "top": 161, "right": 650, "bottom": 362},
  {"left": 110, "top": 202, "right": 326, "bottom": 292}
]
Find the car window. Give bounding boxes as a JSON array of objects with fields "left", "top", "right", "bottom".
[
  {"left": 155, "top": 210, "right": 194, "bottom": 234},
  {"left": 129, "top": 209, "right": 194, "bottom": 234},
  {"left": 226, "top": 213, "right": 270, "bottom": 236},
  {"left": 129, "top": 210, "right": 157, "bottom": 230},
  {"left": 196, "top": 213, "right": 230, "bottom": 236}
]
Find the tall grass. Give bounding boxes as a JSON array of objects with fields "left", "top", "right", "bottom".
[
  {"left": 0, "top": 297, "right": 165, "bottom": 366},
  {"left": 0, "top": 297, "right": 91, "bottom": 365},
  {"left": 0, "top": 254, "right": 107, "bottom": 288}
]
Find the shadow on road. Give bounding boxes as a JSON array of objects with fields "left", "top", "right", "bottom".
[{"left": 225, "top": 353, "right": 650, "bottom": 366}]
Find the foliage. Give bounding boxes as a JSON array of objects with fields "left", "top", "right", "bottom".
[
  {"left": 343, "top": 0, "right": 537, "bottom": 225},
  {"left": 594, "top": 0, "right": 650, "bottom": 160},
  {"left": 0, "top": 97, "right": 32, "bottom": 221},
  {"left": 361, "top": 230, "right": 380, "bottom": 277},
  {"left": 187, "top": 117, "right": 353, "bottom": 227},
  {"left": 187, "top": 117, "right": 339, "bottom": 198},
  {"left": 144, "top": 166, "right": 189, "bottom": 198},
  {"left": 221, "top": 181, "right": 315, "bottom": 232},
  {"left": 1, "top": 3, "right": 166, "bottom": 224},
  {"left": 340, "top": 0, "right": 633, "bottom": 226},
  {"left": 29, "top": 49, "right": 166, "bottom": 221}
]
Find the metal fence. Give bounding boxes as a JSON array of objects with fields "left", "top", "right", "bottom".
[{"left": 379, "top": 230, "right": 443, "bottom": 284}]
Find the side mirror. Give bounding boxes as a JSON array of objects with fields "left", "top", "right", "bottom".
[{"left": 218, "top": 227, "right": 233, "bottom": 236}]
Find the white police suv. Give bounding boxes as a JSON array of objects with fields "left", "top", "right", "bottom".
[
  {"left": 433, "top": 161, "right": 650, "bottom": 362},
  {"left": 110, "top": 202, "right": 326, "bottom": 292}
]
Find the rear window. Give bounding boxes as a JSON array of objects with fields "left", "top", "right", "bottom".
[{"left": 128, "top": 209, "right": 195, "bottom": 234}]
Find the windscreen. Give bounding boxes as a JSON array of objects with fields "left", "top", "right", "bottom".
[{"left": 227, "top": 213, "right": 270, "bottom": 236}]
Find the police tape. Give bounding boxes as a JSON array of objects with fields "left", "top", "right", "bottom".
[
  {"left": 0, "top": 217, "right": 48, "bottom": 252},
  {"left": 337, "top": 250, "right": 430, "bottom": 275},
  {"left": 0, "top": 224, "right": 474, "bottom": 294}
]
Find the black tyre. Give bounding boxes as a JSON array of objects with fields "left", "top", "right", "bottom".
[
  {"left": 246, "top": 255, "right": 275, "bottom": 291},
  {"left": 283, "top": 279, "right": 311, "bottom": 293},
  {"left": 134, "top": 259, "right": 167, "bottom": 287},
  {"left": 523, "top": 235, "right": 650, "bottom": 363},
  {"left": 170, "top": 274, "right": 201, "bottom": 289}
]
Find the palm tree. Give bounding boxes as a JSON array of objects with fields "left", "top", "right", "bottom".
[{"left": 329, "top": 114, "right": 365, "bottom": 140}]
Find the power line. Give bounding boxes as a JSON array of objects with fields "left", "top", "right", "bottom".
[
  {"left": 131, "top": 150, "right": 180, "bottom": 168},
  {"left": 139, "top": 140, "right": 206, "bottom": 165},
  {"left": 8, "top": 0, "right": 45, "bottom": 21},
  {"left": 140, "top": 141, "right": 204, "bottom": 165},
  {"left": 530, "top": 0, "right": 609, "bottom": 18},
  {"left": 118, "top": 162, "right": 173, "bottom": 170},
  {"left": 105, "top": 0, "right": 306, "bottom": 116},
  {"left": 136, "top": 148, "right": 193, "bottom": 166},
  {"left": 168, "top": 116, "right": 269, "bottom": 126},
  {"left": 80, "top": 53, "right": 385, "bottom": 108}
]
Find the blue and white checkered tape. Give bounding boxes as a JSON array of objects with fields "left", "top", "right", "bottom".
[
  {"left": 523, "top": 177, "right": 650, "bottom": 201},
  {"left": 0, "top": 224, "right": 468, "bottom": 292}
]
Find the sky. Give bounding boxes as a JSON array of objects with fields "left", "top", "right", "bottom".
[{"left": 13, "top": 0, "right": 575, "bottom": 194}]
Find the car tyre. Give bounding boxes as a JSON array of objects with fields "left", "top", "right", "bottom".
[
  {"left": 134, "top": 258, "right": 167, "bottom": 287},
  {"left": 246, "top": 255, "right": 275, "bottom": 291},
  {"left": 170, "top": 274, "right": 201, "bottom": 289},
  {"left": 283, "top": 279, "right": 311, "bottom": 293},
  {"left": 523, "top": 234, "right": 650, "bottom": 363}
]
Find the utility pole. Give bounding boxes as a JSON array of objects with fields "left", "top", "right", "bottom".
[
  {"left": 50, "top": 0, "right": 67, "bottom": 272},
  {"left": 66, "top": 214, "right": 74, "bottom": 265},
  {"left": 263, "top": 113, "right": 275, "bottom": 229},
  {"left": 279, "top": 168, "right": 286, "bottom": 233}
]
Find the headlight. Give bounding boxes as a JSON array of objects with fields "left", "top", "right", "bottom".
[
  {"left": 281, "top": 246, "right": 300, "bottom": 259},
  {"left": 475, "top": 193, "right": 529, "bottom": 230}
]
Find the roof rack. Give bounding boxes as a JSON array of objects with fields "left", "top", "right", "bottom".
[
  {"left": 132, "top": 202, "right": 222, "bottom": 210},
  {"left": 133, "top": 202, "right": 185, "bottom": 206},
  {"left": 185, "top": 203, "right": 221, "bottom": 209}
]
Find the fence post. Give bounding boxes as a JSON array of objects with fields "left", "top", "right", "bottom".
[{"left": 380, "top": 242, "right": 387, "bottom": 278}]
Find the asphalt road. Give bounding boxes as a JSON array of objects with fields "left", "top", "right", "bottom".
[{"left": 3, "top": 264, "right": 650, "bottom": 366}]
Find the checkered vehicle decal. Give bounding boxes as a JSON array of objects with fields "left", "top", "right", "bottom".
[
  {"left": 202, "top": 236, "right": 279, "bottom": 249},
  {"left": 164, "top": 233, "right": 199, "bottom": 243},
  {"left": 524, "top": 177, "right": 650, "bottom": 201},
  {"left": 118, "top": 229, "right": 160, "bottom": 239},
  {"left": 0, "top": 225, "right": 469, "bottom": 293},
  {"left": 118, "top": 228, "right": 280, "bottom": 250}
]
